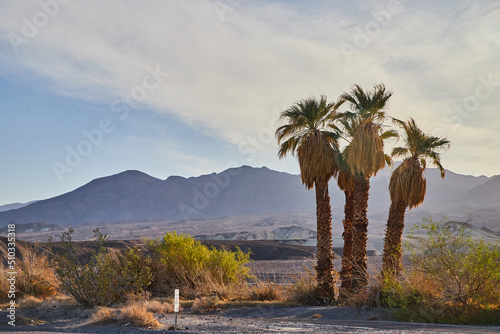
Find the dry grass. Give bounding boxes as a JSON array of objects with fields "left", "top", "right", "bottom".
[
  {"left": 16, "top": 315, "right": 47, "bottom": 326},
  {"left": 18, "top": 296, "right": 43, "bottom": 309},
  {"left": 8, "top": 294, "right": 79, "bottom": 310},
  {"left": 285, "top": 268, "right": 338, "bottom": 306},
  {"left": 17, "top": 246, "right": 58, "bottom": 299},
  {"left": 143, "top": 299, "right": 182, "bottom": 314},
  {"left": 0, "top": 246, "right": 58, "bottom": 303},
  {"left": 119, "top": 302, "right": 162, "bottom": 329},
  {"left": 91, "top": 301, "right": 165, "bottom": 328},
  {"left": 0, "top": 266, "right": 11, "bottom": 303},
  {"left": 91, "top": 308, "right": 117, "bottom": 325},
  {"left": 249, "top": 282, "right": 285, "bottom": 301},
  {"left": 191, "top": 296, "right": 220, "bottom": 314}
]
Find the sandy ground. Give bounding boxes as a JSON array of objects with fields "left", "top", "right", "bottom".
[{"left": 1, "top": 304, "right": 499, "bottom": 334}]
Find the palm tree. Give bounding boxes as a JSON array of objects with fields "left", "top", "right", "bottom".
[
  {"left": 276, "top": 95, "right": 343, "bottom": 296},
  {"left": 336, "top": 161, "right": 355, "bottom": 296},
  {"left": 339, "top": 84, "right": 397, "bottom": 289},
  {"left": 382, "top": 118, "right": 450, "bottom": 276}
]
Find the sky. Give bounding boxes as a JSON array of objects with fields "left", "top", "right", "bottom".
[{"left": 0, "top": 0, "right": 499, "bottom": 205}]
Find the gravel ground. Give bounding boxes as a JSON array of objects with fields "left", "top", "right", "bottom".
[{"left": 1, "top": 305, "right": 499, "bottom": 334}]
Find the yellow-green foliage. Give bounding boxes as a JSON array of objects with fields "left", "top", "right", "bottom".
[
  {"left": 55, "top": 228, "right": 153, "bottom": 307},
  {"left": 148, "top": 232, "right": 251, "bottom": 297},
  {"left": 408, "top": 219, "right": 500, "bottom": 308},
  {"left": 376, "top": 218, "right": 500, "bottom": 325}
]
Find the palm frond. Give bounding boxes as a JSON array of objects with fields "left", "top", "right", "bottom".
[
  {"left": 389, "top": 158, "right": 426, "bottom": 209},
  {"left": 276, "top": 96, "right": 343, "bottom": 188},
  {"left": 381, "top": 129, "right": 399, "bottom": 140},
  {"left": 391, "top": 147, "right": 409, "bottom": 158},
  {"left": 388, "top": 118, "right": 451, "bottom": 210}
]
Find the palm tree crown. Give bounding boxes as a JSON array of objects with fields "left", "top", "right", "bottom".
[
  {"left": 276, "top": 95, "right": 343, "bottom": 188},
  {"left": 339, "top": 84, "right": 398, "bottom": 178},
  {"left": 390, "top": 118, "right": 451, "bottom": 209}
]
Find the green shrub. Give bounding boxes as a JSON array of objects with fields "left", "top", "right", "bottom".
[
  {"left": 374, "top": 217, "right": 500, "bottom": 325},
  {"left": 54, "top": 228, "right": 153, "bottom": 307},
  {"left": 147, "top": 231, "right": 251, "bottom": 298},
  {"left": 407, "top": 218, "right": 500, "bottom": 308}
]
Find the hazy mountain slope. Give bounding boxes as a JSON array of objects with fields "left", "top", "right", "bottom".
[
  {"left": 0, "top": 201, "right": 38, "bottom": 212},
  {"left": 462, "top": 175, "right": 500, "bottom": 208},
  {"left": 0, "top": 170, "right": 162, "bottom": 225},
  {"left": 0, "top": 167, "right": 316, "bottom": 226},
  {"left": 0, "top": 166, "right": 496, "bottom": 231}
]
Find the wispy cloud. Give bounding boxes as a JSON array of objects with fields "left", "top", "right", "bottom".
[{"left": 1, "top": 0, "right": 499, "bottom": 179}]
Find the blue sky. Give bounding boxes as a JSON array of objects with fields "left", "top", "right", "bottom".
[{"left": 1, "top": 0, "right": 499, "bottom": 205}]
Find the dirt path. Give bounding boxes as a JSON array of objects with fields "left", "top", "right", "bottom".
[{"left": 1, "top": 305, "right": 499, "bottom": 334}]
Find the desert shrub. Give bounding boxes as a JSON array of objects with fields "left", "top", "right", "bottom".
[
  {"left": 54, "top": 228, "right": 153, "bottom": 307},
  {"left": 191, "top": 296, "right": 220, "bottom": 314},
  {"left": 0, "top": 245, "right": 58, "bottom": 301},
  {"left": 143, "top": 299, "right": 182, "bottom": 313},
  {"left": 16, "top": 246, "right": 58, "bottom": 299},
  {"left": 249, "top": 282, "right": 284, "bottom": 301},
  {"left": 91, "top": 302, "right": 163, "bottom": 329},
  {"left": 407, "top": 218, "right": 500, "bottom": 308},
  {"left": 91, "top": 308, "right": 116, "bottom": 324},
  {"left": 362, "top": 218, "right": 500, "bottom": 325},
  {"left": 384, "top": 271, "right": 436, "bottom": 308},
  {"left": 118, "top": 302, "right": 163, "bottom": 329},
  {"left": 18, "top": 296, "right": 43, "bottom": 309},
  {"left": 147, "top": 232, "right": 251, "bottom": 298},
  {"left": 0, "top": 266, "right": 11, "bottom": 303},
  {"left": 286, "top": 269, "right": 336, "bottom": 306}
]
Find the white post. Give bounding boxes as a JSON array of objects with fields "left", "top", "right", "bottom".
[{"left": 174, "top": 289, "right": 179, "bottom": 331}]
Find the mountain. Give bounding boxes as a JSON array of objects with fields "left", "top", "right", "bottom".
[
  {"left": 462, "top": 175, "right": 500, "bottom": 208},
  {"left": 0, "top": 166, "right": 314, "bottom": 226},
  {"left": 0, "top": 201, "right": 38, "bottom": 212},
  {"left": 0, "top": 165, "right": 497, "bottom": 232}
]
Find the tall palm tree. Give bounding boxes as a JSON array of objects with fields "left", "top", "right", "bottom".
[
  {"left": 276, "top": 95, "right": 343, "bottom": 296},
  {"left": 382, "top": 118, "right": 450, "bottom": 276},
  {"left": 339, "top": 84, "right": 397, "bottom": 289},
  {"left": 336, "top": 161, "right": 355, "bottom": 296}
]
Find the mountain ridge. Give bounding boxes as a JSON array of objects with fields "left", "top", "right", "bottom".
[{"left": 0, "top": 165, "right": 497, "bottom": 232}]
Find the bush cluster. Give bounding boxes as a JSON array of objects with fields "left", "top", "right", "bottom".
[
  {"left": 54, "top": 228, "right": 153, "bottom": 307},
  {"left": 367, "top": 218, "right": 500, "bottom": 325},
  {"left": 147, "top": 231, "right": 251, "bottom": 298}
]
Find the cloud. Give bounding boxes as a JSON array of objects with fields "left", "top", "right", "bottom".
[{"left": 1, "top": 0, "right": 499, "bottom": 176}]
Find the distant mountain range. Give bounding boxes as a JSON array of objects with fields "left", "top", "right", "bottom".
[
  {"left": 0, "top": 200, "right": 37, "bottom": 212},
  {"left": 0, "top": 165, "right": 499, "bottom": 232}
]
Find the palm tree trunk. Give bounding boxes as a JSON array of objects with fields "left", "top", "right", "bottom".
[
  {"left": 352, "top": 178, "right": 370, "bottom": 290},
  {"left": 314, "top": 179, "right": 335, "bottom": 297},
  {"left": 340, "top": 190, "right": 354, "bottom": 296},
  {"left": 382, "top": 199, "right": 407, "bottom": 276}
]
